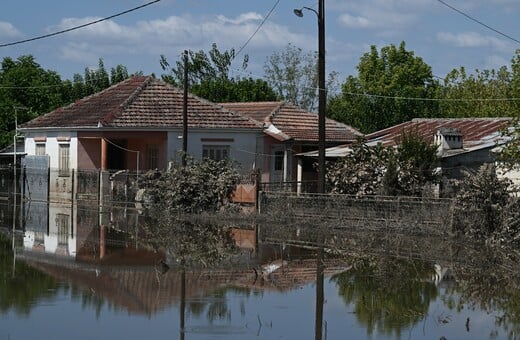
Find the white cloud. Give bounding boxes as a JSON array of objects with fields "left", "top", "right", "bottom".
[
  {"left": 0, "top": 21, "right": 22, "bottom": 39},
  {"left": 216, "top": 12, "right": 262, "bottom": 25},
  {"left": 338, "top": 14, "right": 372, "bottom": 28},
  {"left": 437, "top": 31, "right": 511, "bottom": 51},
  {"left": 335, "top": 0, "right": 428, "bottom": 34},
  {"left": 51, "top": 13, "right": 305, "bottom": 69}
]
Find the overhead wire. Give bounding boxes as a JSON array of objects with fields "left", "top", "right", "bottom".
[
  {"left": 436, "top": 0, "right": 520, "bottom": 45},
  {"left": 0, "top": 0, "right": 161, "bottom": 48},
  {"left": 235, "top": 0, "right": 281, "bottom": 57},
  {"left": 229, "top": 66, "right": 520, "bottom": 103}
]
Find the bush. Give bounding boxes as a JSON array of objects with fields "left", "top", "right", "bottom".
[
  {"left": 453, "top": 164, "right": 519, "bottom": 246},
  {"left": 140, "top": 157, "right": 240, "bottom": 214}
]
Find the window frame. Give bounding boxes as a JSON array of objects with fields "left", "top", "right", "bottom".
[
  {"left": 202, "top": 145, "right": 230, "bottom": 161},
  {"left": 58, "top": 143, "right": 70, "bottom": 177}
]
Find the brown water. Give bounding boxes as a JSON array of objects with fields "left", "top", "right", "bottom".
[{"left": 0, "top": 201, "right": 519, "bottom": 340}]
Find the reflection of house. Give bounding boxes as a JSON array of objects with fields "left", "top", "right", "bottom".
[
  {"left": 220, "top": 102, "right": 362, "bottom": 185},
  {"left": 19, "top": 76, "right": 263, "bottom": 176}
]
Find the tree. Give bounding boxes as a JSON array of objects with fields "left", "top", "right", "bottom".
[
  {"left": 263, "top": 43, "right": 338, "bottom": 112},
  {"left": 160, "top": 43, "right": 276, "bottom": 102},
  {"left": 328, "top": 42, "right": 438, "bottom": 133},
  {"left": 0, "top": 55, "right": 65, "bottom": 146},
  {"left": 439, "top": 66, "right": 515, "bottom": 118},
  {"left": 395, "top": 130, "right": 439, "bottom": 196},
  {"left": 326, "top": 139, "right": 392, "bottom": 196},
  {"left": 191, "top": 77, "right": 277, "bottom": 103},
  {"left": 326, "top": 132, "right": 438, "bottom": 197},
  {"left": 454, "top": 164, "right": 512, "bottom": 239}
]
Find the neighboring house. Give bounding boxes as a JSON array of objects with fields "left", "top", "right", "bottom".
[
  {"left": 298, "top": 117, "right": 513, "bottom": 193},
  {"left": 220, "top": 102, "right": 362, "bottom": 186},
  {"left": 19, "top": 76, "right": 265, "bottom": 198},
  {"left": 366, "top": 118, "right": 512, "bottom": 181}
]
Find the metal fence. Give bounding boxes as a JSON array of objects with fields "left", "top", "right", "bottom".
[{"left": 258, "top": 192, "right": 455, "bottom": 236}]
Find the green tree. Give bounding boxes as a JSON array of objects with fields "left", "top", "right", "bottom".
[
  {"left": 439, "top": 66, "right": 515, "bottom": 118},
  {"left": 0, "top": 55, "right": 65, "bottom": 146},
  {"left": 328, "top": 42, "right": 438, "bottom": 133},
  {"left": 192, "top": 77, "right": 276, "bottom": 102},
  {"left": 160, "top": 43, "right": 276, "bottom": 102},
  {"left": 263, "top": 43, "right": 338, "bottom": 112}
]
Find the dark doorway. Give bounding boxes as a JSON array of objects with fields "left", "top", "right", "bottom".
[{"left": 107, "top": 139, "right": 127, "bottom": 170}]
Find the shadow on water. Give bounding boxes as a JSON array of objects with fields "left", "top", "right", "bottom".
[{"left": 1, "top": 198, "right": 520, "bottom": 339}]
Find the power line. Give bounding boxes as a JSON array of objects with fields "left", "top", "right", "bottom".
[
  {"left": 343, "top": 91, "right": 520, "bottom": 102},
  {"left": 0, "top": 0, "right": 161, "bottom": 48},
  {"left": 229, "top": 66, "right": 520, "bottom": 103},
  {"left": 437, "top": 0, "right": 520, "bottom": 45},
  {"left": 235, "top": 0, "right": 281, "bottom": 57}
]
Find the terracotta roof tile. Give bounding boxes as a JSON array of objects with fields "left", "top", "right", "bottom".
[
  {"left": 220, "top": 101, "right": 362, "bottom": 143},
  {"left": 21, "top": 76, "right": 261, "bottom": 130}
]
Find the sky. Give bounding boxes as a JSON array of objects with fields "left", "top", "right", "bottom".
[{"left": 1, "top": 0, "right": 519, "bottom": 89}]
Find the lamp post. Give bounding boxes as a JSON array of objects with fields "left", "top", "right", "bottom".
[{"left": 294, "top": 0, "right": 326, "bottom": 194}]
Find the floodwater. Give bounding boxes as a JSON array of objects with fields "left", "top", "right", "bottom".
[{"left": 0, "top": 200, "right": 519, "bottom": 340}]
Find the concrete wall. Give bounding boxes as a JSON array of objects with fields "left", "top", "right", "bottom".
[{"left": 167, "top": 128, "right": 264, "bottom": 175}]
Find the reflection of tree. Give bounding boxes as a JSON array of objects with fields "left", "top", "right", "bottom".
[
  {"left": 445, "top": 247, "right": 520, "bottom": 338},
  {"left": 0, "top": 234, "right": 58, "bottom": 315},
  {"left": 141, "top": 215, "right": 237, "bottom": 267},
  {"left": 332, "top": 257, "right": 438, "bottom": 338}
]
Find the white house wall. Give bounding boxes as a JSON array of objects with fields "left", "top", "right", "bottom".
[
  {"left": 24, "top": 131, "right": 78, "bottom": 170},
  {"left": 167, "top": 129, "right": 264, "bottom": 175}
]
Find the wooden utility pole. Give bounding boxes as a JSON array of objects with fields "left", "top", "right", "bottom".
[{"left": 182, "top": 50, "right": 189, "bottom": 167}]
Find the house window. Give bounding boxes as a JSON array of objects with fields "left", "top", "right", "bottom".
[
  {"left": 35, "top": 143, "right": 46, "bottom": 156},
  {"left": 274, "top": 151, "right": 284, "bottom": 171},
  {"left": 202, "top": 145, "right": 230, "bottom": 161},
  {"left": 147, "top": 145, "right": 158, "bottom": 169},
  {"left": 58, "top": 144, "right": 70, "bottom": 177},
  {"left": 56, "top": 213, "right": 69, "bottom": 246}
]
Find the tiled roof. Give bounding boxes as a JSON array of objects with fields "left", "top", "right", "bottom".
[
  {"left": 20, "top": 76, "right": 261, "bottom": 130},
  {"left": 221, "top": 101, "right": 362, "bottom": 143},
  {"left": 366, "top": 118, "right": 512, "bottom": 149}
]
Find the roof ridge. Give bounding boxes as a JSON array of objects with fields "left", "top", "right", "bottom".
[
  {"left": 101, "top": 76, "right": 151, "bottom": 125},
  {"left": 267, "top": 102, "right": 284, "bottom": 123}
]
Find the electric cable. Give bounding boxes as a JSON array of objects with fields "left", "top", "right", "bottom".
[
  {"left": 437, "top": 0, "right": 520, "bottom": 45},
  {"left": 235, "top": 0, "right": 281, "bottom": 58},
  {"left": 0, "top": 0, "right": 161, "bottom": 48}
]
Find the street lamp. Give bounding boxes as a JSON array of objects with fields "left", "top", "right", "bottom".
[{"left": 294, "top": 0, "right": 326, "bottom": 194}]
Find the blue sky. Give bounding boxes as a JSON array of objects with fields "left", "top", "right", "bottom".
[{"left": 1, "top": 0, "right": 519, "bottom": 87}]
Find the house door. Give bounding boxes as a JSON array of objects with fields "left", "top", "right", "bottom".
[{"left": 270, "top": 146, "right": 291, "bottom": 183}]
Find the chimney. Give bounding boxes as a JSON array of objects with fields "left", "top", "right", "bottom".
[{"left": 434, "top": 127, "right": 463, "bottom": 156}]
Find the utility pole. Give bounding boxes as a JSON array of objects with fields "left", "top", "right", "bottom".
[
  {"left": 294, "top": 0, "right": 326, "bottom": 193},
  {"left": 317, "top": 0, "right": 326, "bottom": 194},
  {"left": 182, "top": 50, "right": 189, "bottom": 167}
]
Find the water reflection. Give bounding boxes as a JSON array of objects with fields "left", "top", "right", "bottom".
[{"left": 1, "top": 200, "right": 520, "bottom": 339}]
